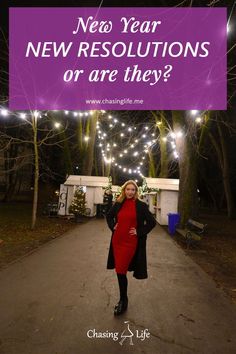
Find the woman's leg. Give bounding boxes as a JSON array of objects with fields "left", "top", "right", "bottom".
[{"left": 116, "top": 273, "right": 128, "bottom": 301}]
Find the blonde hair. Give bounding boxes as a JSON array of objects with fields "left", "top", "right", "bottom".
[{"left": 116, "top": 180, "right": 140, "bottom": 203}]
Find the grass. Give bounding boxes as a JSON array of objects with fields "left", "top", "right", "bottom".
[
  {"left": 172, "top": 211, "right": 236, "bottom": 304},
  {"left": 0, "top": 202, "right": 77, "bottom": 269}
]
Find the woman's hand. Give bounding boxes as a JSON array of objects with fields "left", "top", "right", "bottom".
[{"left": 129, "top": 227, "right": 137, "bottom": 236}]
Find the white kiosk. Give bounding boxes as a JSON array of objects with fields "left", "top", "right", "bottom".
[
  {"left": 145, "top": 178, "right": 179, "bottom": 225},
  {"left": 58, "top": 175, "right": 109, "bottom": 217}
]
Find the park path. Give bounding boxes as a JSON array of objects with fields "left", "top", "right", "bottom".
[{"left": 0, "top": 218, "right": 236, "bottom": 354}]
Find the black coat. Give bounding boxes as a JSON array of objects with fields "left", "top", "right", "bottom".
[{"left": 106, "top": 198, "right": 157, "bottom": 279}]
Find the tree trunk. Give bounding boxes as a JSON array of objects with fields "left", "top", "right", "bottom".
[
  {"left": 148, "top": 151, "right": 156, "bottom": 177},
  {"left": 209, "top": 122, "right": 236, "bottom": 219},
  {"left": 31, "top": 114, "right": 39, "bottom": 230},
  {"left": 172, "top": 111, "right": 199, "bottom": 226},
  {"left": 151, "top": 111, "right": 169, "bottom": 177},
  {"left": 82, "top": 111, "right": 99, "bottom": 175}
]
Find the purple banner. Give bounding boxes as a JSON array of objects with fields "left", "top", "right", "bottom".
[{"left": 9, "top": 7, "right": 227, "bottom": 110}]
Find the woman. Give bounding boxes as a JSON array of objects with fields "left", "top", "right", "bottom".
[{"left": 106, "top": 180, "right": 157, "bottom": 316}]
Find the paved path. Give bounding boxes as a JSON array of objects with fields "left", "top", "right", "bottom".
[{"left": 0, "top": 218, "right": 236, "bottom": 354}]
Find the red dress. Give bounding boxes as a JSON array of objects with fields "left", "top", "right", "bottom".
[{"left": 112, "top": 197, "right": 138, "bottom": 274}]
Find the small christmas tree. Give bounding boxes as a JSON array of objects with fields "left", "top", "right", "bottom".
[
  {"left": 139, "top": 177, "right": 148, "bottom": 196},
  {"left": 69, "top": 188, "right": 87, "bottom": 216},
  {"left": 102, "top": 175, "right": 113, "bottom": 193}
]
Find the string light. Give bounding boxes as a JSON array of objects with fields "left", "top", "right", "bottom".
[
  {"left": 19, "top": 113, "right": 26, "bottom": 119},
  {"left": 176, "top": 131, "right": 183, "bottom": 137},
  {"left": 195, "top": 117, "right": 202, "bottom": 124},
  {"left": 0, "top": 109, "right": 9, "bottom": 116},
  {"left": 173, "top": 151, "right": 179, "bottom": 159},
  {"left": 54, "top": 122, "right": 61, "bottom": 128},
  {"left": 190, "top": 110, "right": 199, "bottom": 115},
  {"left": 1, "top": 107, "right": 183, "bottom": 176}
]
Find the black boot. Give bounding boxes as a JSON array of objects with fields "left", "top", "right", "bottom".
[
  {"left": 114, "top": 297, "right": 128, "bottom": 316},
  {"left": 114, "top": 273, "right": 128, "bottom": 316}
]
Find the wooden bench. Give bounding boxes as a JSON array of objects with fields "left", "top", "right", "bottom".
[{"left": 176, "top": 219, "right": 207, "bottom": 249}]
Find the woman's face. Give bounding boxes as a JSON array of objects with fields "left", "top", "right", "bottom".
[{"left": 124, "top": 184, "right": 136, "bottom": 199}]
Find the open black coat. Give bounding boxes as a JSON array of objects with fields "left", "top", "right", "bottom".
[{"left": 106, "top": 198, "right": 157, "bottom": 279}]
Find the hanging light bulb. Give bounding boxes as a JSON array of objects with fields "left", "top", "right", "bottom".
[
  {"left": 176, "top": 131, "right": 183, "bottom": 137},
  {"left": 195, "top": 117, "right": 202, "bottom": 124},
  {"left": 1, "top": 108, "right": 9, "bottom": 117},
  {"left": 19, "top": 113, "right": 26, "bottom": 119},
  {"left": 54, "top": 122, "right": 61, "bottom": 128}
]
